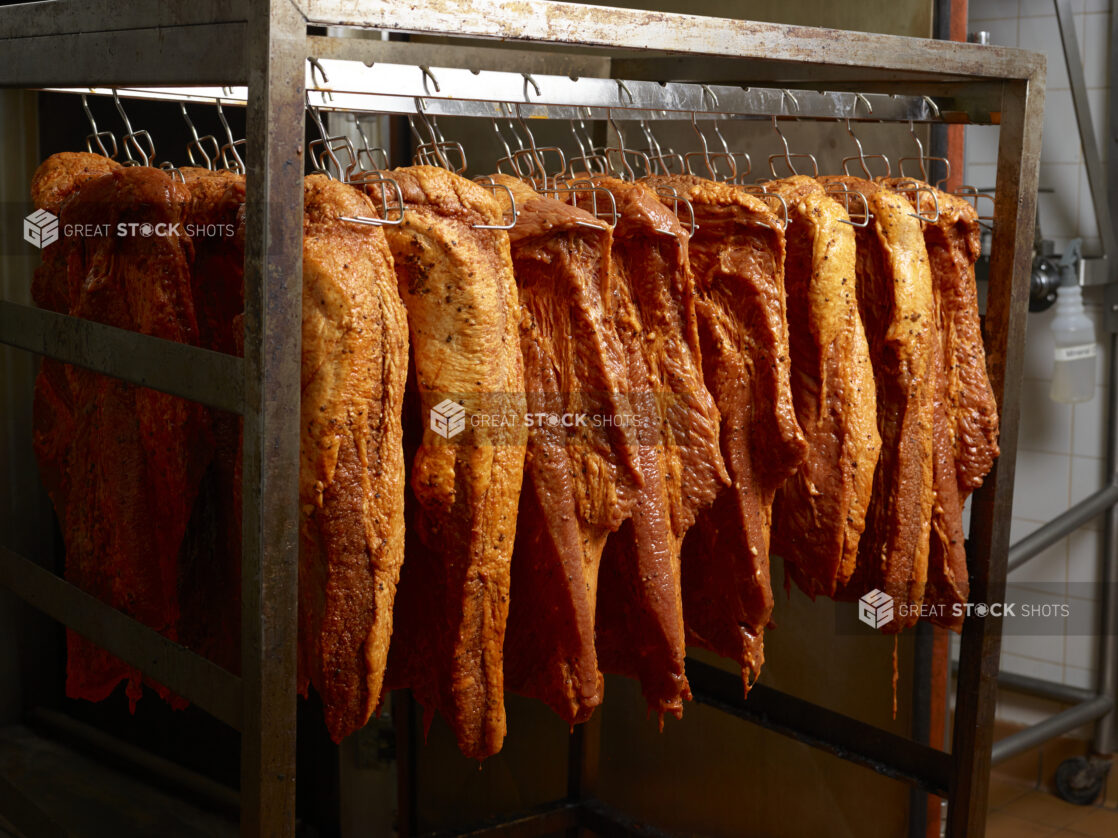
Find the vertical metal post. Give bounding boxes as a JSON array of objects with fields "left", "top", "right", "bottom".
[
  {"left": 947, "top": 72, "right": 1045, "bottom": 838},
  {"left": 241, "top": 0, "right": 306, "bottom": 835},
  {"left": 1091, "top": 333, "right": 1118, "bottom": 756},
  {"left": 1094, "top": 0, "right": 1118, "bottom": 761}
]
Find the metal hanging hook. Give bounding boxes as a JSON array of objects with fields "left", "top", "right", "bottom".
[
  {"left": 353, "top": 118, "right": 389, "bottom": 172},
  {"left": 684, "top": 85, "right": 737, "bottom": 181},
  {"left": 907, "top": 119, "right": 929, "bottom": 182},
  {"left": 493, "top": 108, "right": 523, "bottom": 177},
  {"left": 306, "top": 92, "right": 341, "bottom": 176},
  {"left": 841, "top": 92, "right": 891, "bottom": 180},
  {"left": 522, "top": 72, "right": 541, "bottom": 98},
  {"left": 606, "top": 107, "right": 635, "bottom": 181},
  {"left": 698, "top": 88, "right": 751, "bottom": 180},
  {"left": 636, "top": 116, "right": 678, "bottom": 175},
  {"left": 82, "top": 94, "right": 118, "bottom": 159},
  {"left": 308, "top": 57, "right": 333, "bottom": 103},
  {"left": 413, "top": 96, "right": 447, "bottom": 169},
  {"left": 898, "top": 96, "right": 951, "bottom": 187},
  {"left": 568, "top": 105, "right": 608, "bottom": 177},
  {"left": 215, "top": 99, "right": 246, "bottom": 174},
  {"left": 411, "top": 96, "right": 467, "bottom": 173},
  {"left": 419, "top": 65, "right": 441, "bottom": 94},
  {"left": 688, "top": 111, "right": 718, "bottom": 180},
  {"left": 768, "top": 114, "right": 818, "bottom": 178},
  {"left": 180, "top": 103, "right": 219, "bottom": 171},
  {"left": 513, "top": 102, "right": 566, "bottom": 190},
  {"left": 515, "top": 102, "right": 548, "bottom": 182},
  {"left": 112, "top": 90, "right": 155, "bottom": 167},
  {"left": 604, "top": 107, "right": 652, "bottom": 181}
]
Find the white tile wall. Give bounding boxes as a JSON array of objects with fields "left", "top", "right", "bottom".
[
  {"left": 1022, "top": 14, "right": 1072, "bottom": 87},
  {"left": 1069, "top": 453, "right": 1107, "bottom": 510},
  {"left": 1067, "top": 527, "right": 1102, "bottom": 581},
  {"left": 1080, "top": 12, "right": 1111, "bottom": 88},
  {"left": 1071, "top": 382, "right": 1107, "bottom": 456},
  {"left": 965, "top": 0, "right": 1111, "bottom": 721},
  {"left": 1040, "top": 92, "right": 1081, "bottom": 164},
  {"left": 1009, "top": 517, "right": 1068, "bottom": 591},
  {"left": 1018, "top": 378, "right": 1074, "bottom": 453}
]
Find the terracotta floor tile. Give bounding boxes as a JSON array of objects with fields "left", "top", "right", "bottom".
[
  {"left": 985, "top": 810, "right": 1059, "bottom": 837},
  {"left": 1002, "top": 791, "right": 1088, "bottom": 829},
  {"left": 989, "top": 775, "right": 1034, "bottom": 810},
  {"left": 1063, "top": 805, "right": 1118, "bottom": 838}
]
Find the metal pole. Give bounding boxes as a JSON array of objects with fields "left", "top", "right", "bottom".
[
  {"left": 1090, "top": 0, "right": 1118, "bottom": 760},
  {"left": 241, "top": 0, "right": 306, "bottom": 835},
  {"left": 1008, "top": 484, "right": 1118, "bottom": 572},
  {"left": 994, "top": 669, "right": 1098, "bottom": 705},
  {"left": 1090, "top": 333, "right": 1118, "bottom": 756},
  {"left": 1054, "top": 0, "right": 1115, "bottom": 266},
  {"left": 993, "top": 695, "right": 1114, "bottom": 764}
]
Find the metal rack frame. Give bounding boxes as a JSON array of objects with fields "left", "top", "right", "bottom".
[{"left": 0, "top": 1, "right": 1048, "bottom": 836}]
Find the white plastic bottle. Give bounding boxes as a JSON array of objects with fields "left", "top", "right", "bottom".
[{"left": 1050, "top": 283, "right": 1097, "bottom": 403}]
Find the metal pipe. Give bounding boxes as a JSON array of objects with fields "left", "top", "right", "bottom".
[
  {"left": 1091, "top": 335, "right": 1118, "bottom": 755},
  {"left": 1055, "top": 0, "right": 1115, "bottom": 267},
  {"left": 992, "top": 695, "right": 1113, "bottom": 764},
  {"left": 952, "top": 659, "right": 1099, "bottom": 703},
  {"left": 994, "top": 669, "right": 1099, "bottom": 705},
  {"left": 1007, "top": 483, "right": 1118, "bottom": 572}
]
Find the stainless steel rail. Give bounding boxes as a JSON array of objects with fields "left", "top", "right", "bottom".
[
  {"left": 992, "top": 695, "right": 1114, "bottom": 765},
  {"left": 1007, "top": 484, "right": 1118, "bottom": 572}
]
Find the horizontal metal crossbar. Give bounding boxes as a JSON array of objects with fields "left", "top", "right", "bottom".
[
  {"left": 0, "top": 546, "right": 243, "bottom": 730},
  {"left": 0, "top": 301, "right": 244, "bottom": 414},
  {"left": 296, "top": 0, "right": 1044, "bottom": 82},
  {"left": 687, "top": 658, "right": 952, "bottom": 797}
]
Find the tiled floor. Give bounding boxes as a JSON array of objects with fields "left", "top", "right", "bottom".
[{"left": 986, "top": 776, "right": 1118, "bottom": 838}]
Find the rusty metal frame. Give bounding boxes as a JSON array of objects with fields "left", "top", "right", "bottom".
[{"left": 0, "top": 1, "right": 1042, "bottom": 837}]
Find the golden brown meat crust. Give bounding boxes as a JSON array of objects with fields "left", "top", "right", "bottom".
[
  {"left": 881, "top": 179, "right": 1000, "bottom": 630},
  {"left": 586, "top": 176, "right": 728, "bottom": 719},
  {"left": 490, "top": 175, "right": 642, "bottom": 725},
  {"left": 297, "top": 175, "right": 410, "bottom": 743},
  {"left": 644, "top": 174, "right": 806, "bottom": 692},
  {"left": 30, "top": 152, "right": 122, "bottom": 313},
  {"left": 378, "top": 166, "right": 527, "bottom": 759},
  {"left": 768, "top": 175, "right": 881, "bottom": 599},
  {"left": 31, "top": 164, "right": 210, "bottom": 708},
  {"left": 821, "top": 176, "right": 936, "bottom": 632}
]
